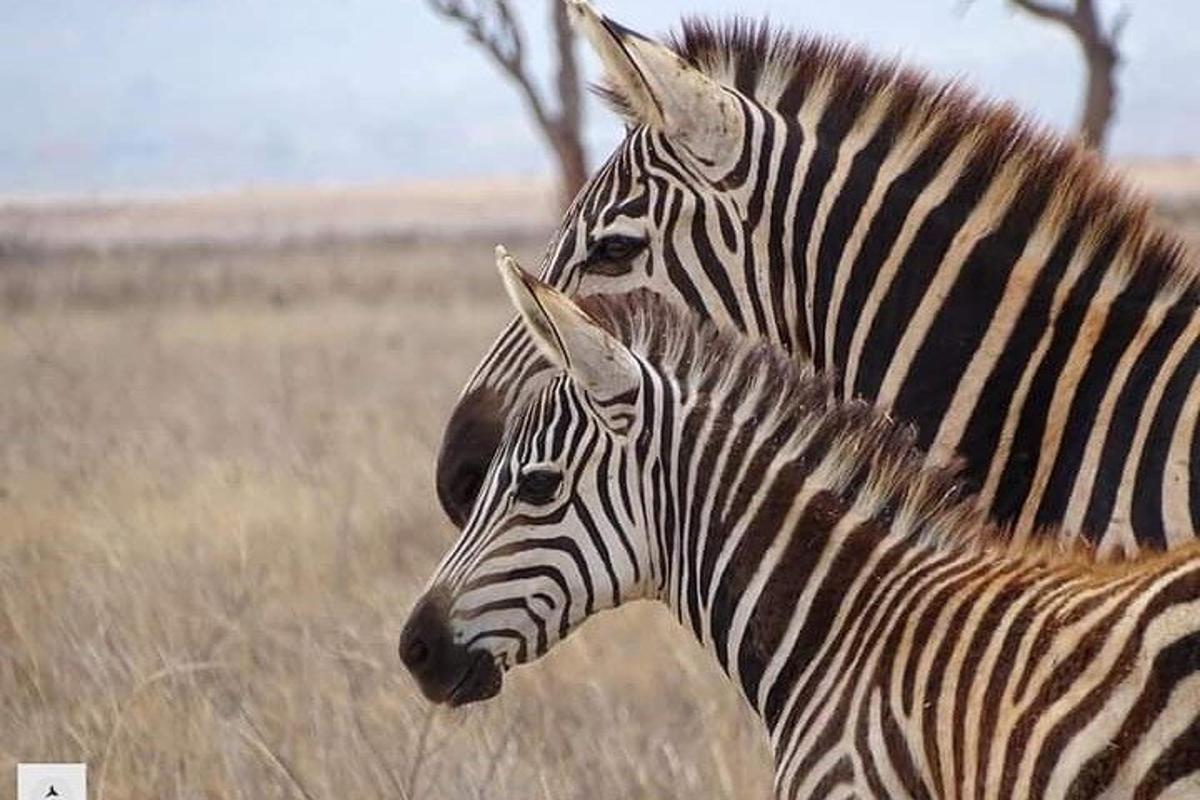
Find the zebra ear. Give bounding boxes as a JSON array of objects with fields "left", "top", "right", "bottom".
[
  {"left": 496, "top": 246, "right": 640, "bottom": 405},
  {"left": 566, "top": 0, "right": 741, "bottom": 168}
]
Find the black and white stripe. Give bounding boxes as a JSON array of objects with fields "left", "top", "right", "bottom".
[
  {"left": 436, "top": 3, "right": 1198, "bottom": 556},
  {"left": 405, "top": 273, "right": 1200, "bottom": 799}
]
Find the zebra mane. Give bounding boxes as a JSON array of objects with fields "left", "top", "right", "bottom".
[
  {"left": 601, "top": 16, "right": 1195, "bottom": 298},
  {"left": 576, "top": 289, "right": 1184, "bottom": 567}
]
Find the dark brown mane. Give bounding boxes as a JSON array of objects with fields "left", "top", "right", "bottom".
[
  {"left": 578, "top": 288, "right": 822, "bottom": 423},
  {"left": 605, "top": 16, "right": 1194, "bottom": 298},
  {"left": 576, "top": 289, "right": 984, "bottom": 550}
]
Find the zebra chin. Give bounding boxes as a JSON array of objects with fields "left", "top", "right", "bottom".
[
  {"left": 399, "top": 591, "right": 503, "bottom": 707},
  {"left": 441, "top": 653, "right": 503, "bottom": 708}
]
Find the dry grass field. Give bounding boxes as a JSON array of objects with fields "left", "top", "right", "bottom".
[
  {"left": 2, "top": 167, "right": 1198, "bottom": 800},
  {"left": 0, "top": 220, "right": 771, "bottom": 798}
]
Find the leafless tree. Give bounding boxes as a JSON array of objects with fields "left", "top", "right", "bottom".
[
  {"left": 988, "top": 0, "right": 1128, "bottom": 151},
  {"left": 427, "top": 0, "right": 587, "bottom": 208}
]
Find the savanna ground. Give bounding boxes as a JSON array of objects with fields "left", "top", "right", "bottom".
[
  {"left": 2, "top": 169, "right": 1199, "bottom": 799},
  {"left": 0, "top": 181, "right": 771, "bottom": 800}
]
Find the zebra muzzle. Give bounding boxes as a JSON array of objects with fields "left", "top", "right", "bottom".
[{"left": 399, "top": 591, "right": 502, "bottom": 706}]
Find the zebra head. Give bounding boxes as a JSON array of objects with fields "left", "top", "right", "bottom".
[
  {"left": 403, "top": 248, "right": 660, "bottom": 706},
  {"left": 437, "top": 0, "right": 759, "bottom": 527}
]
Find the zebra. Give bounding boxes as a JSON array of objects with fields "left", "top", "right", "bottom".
[
  {"left": 436, "top": 0, "right": 1198, "bottom": 558},
  {"left": 404, "top": 248, "right": 1200, "bottom": 799}
]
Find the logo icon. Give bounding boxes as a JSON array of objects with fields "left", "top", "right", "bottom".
[{"left": 17, "top": 764, "right": 86, "bottom": 800}]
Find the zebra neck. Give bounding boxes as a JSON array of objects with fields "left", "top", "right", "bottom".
[
  {"left": 648, "top": 385, "right": 1200, "bottom": 792},
  {"left": 744, "top": 88, "right": 1199, "bottom": 552},
  {"left": 652, "top": 397, "right": 947, "bottom": 732}
]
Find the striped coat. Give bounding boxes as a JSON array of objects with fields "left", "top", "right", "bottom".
[
  {"left": 436, "top": 1, "right": 1199, "bottom": 557},
  {"left": 403, "top": 253, "right": 1200, "bottom": 799}
]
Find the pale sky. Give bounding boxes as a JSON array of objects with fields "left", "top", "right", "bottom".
[{"left": 2, "top": 0, "right": 1196, "bottom": 196}]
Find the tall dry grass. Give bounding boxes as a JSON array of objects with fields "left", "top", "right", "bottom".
[{"left": 0, "top": 236, "right": 772, "bottom": 799}]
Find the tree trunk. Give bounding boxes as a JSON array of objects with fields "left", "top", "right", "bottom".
[
  {"left": 426, "top": 0, "right": 589, "bottom": 211},
  {"left": 1079, "top": 37, "right": 1118, "bottom": 151},
  {"left": 549, "top": 0, "right": 586, "bottom": 209},
  {"left": 549, "top": 125, "right": 588, "bottom": 209},
  {"left": 1007, "top": 0, "right": 1123, "bottom": 153}
]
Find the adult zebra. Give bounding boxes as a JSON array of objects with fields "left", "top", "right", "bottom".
[
  {"left": 436, "top": 1, "right": 1198, "bottom": 556},
  {"left": 403, "top": 250, "right": 1200, "bottom": 799}
]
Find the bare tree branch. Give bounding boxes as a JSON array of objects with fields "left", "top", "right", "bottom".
[
  {"left": 1011, "top": 0, "right": 1083, "bottom": 32},
  {"left": 1109, "top": 3, "right": 1132, "bottom": 42},
  {"left": 963, "top": 0, "right": 1127, "bottom": 151},
  {"left": 428, "top": 0, "right": 552, "bottom": 131},
  {"left": 427, "top": 0, "right": 588, "bottom": 207}
]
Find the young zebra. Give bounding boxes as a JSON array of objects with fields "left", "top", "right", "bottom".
[
  {"left": 437, "top": 1, "right": 1199, "bottom": 557},
  {"left": 404, "top": 248, "right": 1200, "bottom": 799}
]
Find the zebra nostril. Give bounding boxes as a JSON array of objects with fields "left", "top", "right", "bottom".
[
  {"left": 402, "top": 637, "right": 431, "bottom": 669},
  {"left": 401, "top": 590, "right": 463, "bottom": 700}
]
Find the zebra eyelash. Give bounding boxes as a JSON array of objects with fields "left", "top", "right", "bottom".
[
  {"left": 583, "top": 234, "right": 648, "bottom": 276},
  {"left": 515, "top": 466, "right": 564, "bottom": 506}
]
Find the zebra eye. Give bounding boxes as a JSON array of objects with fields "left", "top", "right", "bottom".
[
  {"left": 584, "top": 234, "right": 646, "bottom": 275},
  {"left": 516, "top": 468, "right": 563, "bottom": 505}
]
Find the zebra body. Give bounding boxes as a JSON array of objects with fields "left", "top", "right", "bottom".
[
  {"left": 403, "top": 251, "right": 1200, "bottom": 799},
  {"left": 437, "top": 0, "right": 1199, "bottom": 556}
]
